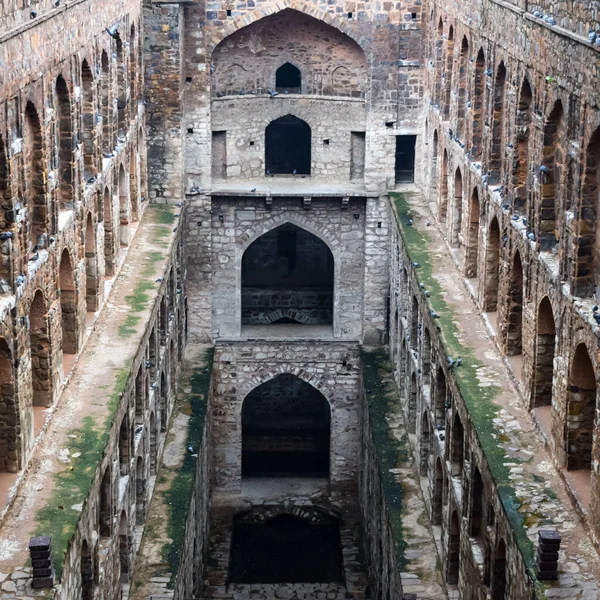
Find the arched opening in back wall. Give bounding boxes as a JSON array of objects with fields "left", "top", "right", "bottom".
[
  {"left": 265, "top": 115, "right": 311, "bottom": 175},
  {"left": 241, "top": 374, "right": 331, "bottom": 478},
  {"left": 241, "top": 223, "right": 333, "bottom": 326},
  {"left": 276, "top": 63, "right": 301, "bottom": 93}
]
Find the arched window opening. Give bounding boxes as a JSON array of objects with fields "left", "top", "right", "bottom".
[
  {"left": 0, "top": 135, "right": 11, "bottom": 288},
  {"left": 129, "top": 150, "right": 139, "bottom": 223},
  {"left": 30, "top": 290, "right": 52, "bottom": 407},
  {"left": 566, "top": 343, "right": 597, "bottom": 471},
  {"left": 489, "top": 63, "right": 506, "bottom": 184},
  {"left": 81, "top": 540, "right": 94, "bottom": 600},
  {"left": 81, "top": 60, "right": 96, "bottom": 179},
  {"left": 276, "top": 63, "right": 301, "bottom": 93},
  {"left": 443, "top": 26, "right": 454, "bottom": 119},
  {"left": 119, "top": 414, "right": 130, "bottom": 475},
  {"left": 451, "top": 412, "right": 464, "bottom": 478},
  {"left": 575, "top": 127, "right": 600, "bottom": 297},
  {"left": 100, "top": 51, "right": 111, "bottom": 152},
  {"left": 241, "top": 224, "right": 333, "bottom": 326},
  {"left": 408, "top": 373, "right": 417, "bottom": 434},
  {"left": 484, "top": 218, "right": 501, "bottom": 311},
  {"left": 433, "top": 457, "right": 444, "bottom": 525},
  {"left": 85, "top": 214, "right": 99, "bottom": 312},
  {"left": 540, "top": 101, "right": 565, "bottom": 251},
  {"left": 115, "top": 34, "right": 127, "bottom": 137},
  {"left": 506, "top": 251, "right": 523, "bottom": 356},
  {"left": 159, "top": 297, "right": 167, "bottom": 345},
  {"left": 466, "top": 188, "right": 480, "bottom": 277},
  {"left": 452, "top": 168, "right": 463, "bottom": 246},
  {"left": 56, "top": 76, "right": 74, "bottom": 212},
  {"left": 512, "top": 79, "right": 532, "bottom": 214},
  {"left": 119, "top": 511, "right": 130, "bottom": 582},
  {"left": 447, "top": 510, "right": 461, "bottom": 585},
  {"left": 434, "top": 19, "right": 444, "bottom": 104},
  {"left": 160, "top": 371, "right": 167, "bottom": 433},
  {"left": 230, "top": 510, "right": 343, "bottom": 584},
  {"left": 456, "top": 37, "right": 469, "bottom": 141},
  {"left": 265, "top": 115, "right": 311, "bottom": 175},
  {"left": 491, "top": 539, "right": 507, "bottom": 600},
  {"left": 149, "top": 412, "right": 157, "bottom": 475},
  {"left": 471, "top": 49, "right": 485, "bottom": 159},
  {"left": 135, "top": 456, "right": 145, "bottom": 525},
  {"left": 470, "top": 465, "right": 483, "bottom": 537},
  {"left": 420, "top": 412, "right": 430, "bottom": 476},
  {"left": 118, "top": 164, "right": 130, "bottom": 247},
  {"left": 242, "top": 374, "right": 330, "bottom": 478},
  {"left": 59, "top": 249, "right": 77, "bottom": 355},
  {"left": 24, "top": 102, "right": 47, "bottom": 250},
  {"left": 439, "top": 150, "right": 449, "bottom": 222},
  {"left": 435, "top": 366, "right": 447, "bottom": 425},
  {"left": 99, "top": 466, "right": 112, "bottom": 537},
  {"left": 103, "top": 187, "right": 115, "bottom": 276},
  {"left": 0, "top": 339, "right": 18, "bottom": 472},
  {"left": 135, "top": 365, "right": 145, "bottom": 424},
  {"left": 532, "top": 297, "right": 556, "bottom": 408}
]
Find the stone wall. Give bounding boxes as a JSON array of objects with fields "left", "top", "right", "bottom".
[
  {"left": 211, "top": 340, "right": 362, "bottom": 494},
  {"left": 424, "top": 0, "right": 600, "bottom": 540}
]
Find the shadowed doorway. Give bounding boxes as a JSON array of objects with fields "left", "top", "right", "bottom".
[{"left": 265, "top": 115, "right": 311, "bottom": 175}]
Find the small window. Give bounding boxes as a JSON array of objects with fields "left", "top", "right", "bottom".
[
  {"left": 275, "top": 63, "right": 301, "bottom": 94},
  {"left": 226, "top": 8, "right": 232, "bottom": 16},
  {"left": 347, "top": 12, "right": 353, "bottom": 18}
]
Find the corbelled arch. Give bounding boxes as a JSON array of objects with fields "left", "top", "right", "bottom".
[{"left": 207, "top": 5, "right": 369, "bottom": 57}]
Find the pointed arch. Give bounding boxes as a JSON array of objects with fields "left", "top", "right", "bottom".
[
  {"left": 439, "top": 149, "right": 449, "bottom": 222},
  {"left": 447, "top": 510, "right": 461, "bottom": 585},
  {"left": 491, "top": 539, "right": 507, "bottom": 600},
  {"left": 443, "top": 26, "right": 455, "bottom": 119},
  {"left": 484, "top": 217, "right": 501, "bottom": 311},
  {"left": 103, "top": 187, "right": 115, "bottom": 276},
  {"left": 149, "top": 412, "right": 157, "bottom": 475},
  {"left": 465, "top": 187, "right": 480, "bottom": 277},
  {"left": 433, "top": 19, "right": 444, "bottom": 103},
  {"left": 540, "top": 100, "right": 565, "bottom": 250},
  {"left": 469, "top": 465, "right": 483, "bottom": 537},
  {"left": 276, "top": 62, "right": 301, "bottom": 93},
  {"left": 30, "top": 290, "right": 53, "bottom": 406},
  {"left": 135, "top": 455, "right": 145, "bottom": 524},
  {"left": 24, "top": 102, "right": 47, "bottom": 248},
  {"left": 456, "top": 36, "right": 469, "bottom": 140},
  {"left": 532, "top": 297, "right": 556, "bottom": 408},
  {"left": 489, "top": 62, "right": 506, "bottom": 184},
  {"left": 100, "top": 50, "right": 111, "bottom": 152},
  {"left": 81, "top": 539, "right": 94, "bottom": 600},
  {"left": 506, "top": 250, "right": 523, "bottom": 356},
  {"left": 435, "top": 366, "right": 447, "bottom": 425},
  {"left": 119, "top": 510, "right": 130, "bottom": 582},
  {"left": 471, "top": 48, "right": 485, "bottom": 159},
  {"left": 118, "top": 163, "right": 130, "bottom": 246},
  {"left": 85, "top": 213, "right": 99, "bottom": 312},
  {"left": 160, "top": 371, "right": 167, "bottom": 432},
  {"left": 59, "top": 248, "right": 78, "bottom": 355},
  {"left": 0, "top": 338, "right": 18, "bottom": 472},
  {"left": 451, "top": 411, "right": 464, "bottom": 478},
  {"left": 130, "top": 24, "right": 137, "bottom": 105},
  {"left": 241, "top": 373, "right": 331, "bottom": 478},
  {"left": 451, "top": 167, "right": 463, "bottom": 246},
  {"left": 431, "top": 129, "right": 439, "bottom": 189},
  {"left": 420, "top": 412, "right": 430, "bottom": 476},
  {"left": 115, "top": 33, "right": 127, "bottom": 136},
  {"left": 81, "top": 59, "right": 96, "bottom": 178},
  {"left": 0, "top": 134, "right": 11, "bottom": 286},
  {"left": 265, "top": 114, "right": 311, "bottom": 175},
  {"left": 99, "top": 465, "right": 112, "bottom": 537},
  {"left": 433, "top": 456, "right": 444, "bottom": 524},
  {"left": 566, "top": 343, "right": 597, "bottom": 471},
  {"left": 56, "top": 75, "right": 74, "bottom": 211},
  {"left": 513, "top": 78, "right": 532, "bottom": 213}
]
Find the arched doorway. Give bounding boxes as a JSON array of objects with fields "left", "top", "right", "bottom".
[
  {"left": 532, "top": 297, "right": 556, "bottom": 408},
  {"left": 452, "top": 168, "right": 463, "bottom": 247},
  {"left": 85, "top": 214, "right": 99, "bottom": 312},
  {"left": 466, "top": 188, "right": 480, "bottom": 277},
  {"left": 241, "top": 224, "right": 334, "bottom": 326},
  {"left": 566, "top": 343, "right": 597, "bottom": 471},
  {"left": 30, "top": 290, "right": 52, "bottom": 407},
  {"left": 265, "top": 115, "right": 311, "bottom": 175},
  {"left": 439, "top": 150, "right": 448, "bottom": 222},
  {"left": 59, "top": 249, "right": 77, "bottom": 355},
  {"left": 229, "top": 509, "right": 343, "bottom": 583},
  {"left": 0, "top": 338, "right": 18, "bottom": 472},
  {"left": 160, "top": 371, "right": 167, "bottom": 432},
  {"left": 489, "top": 62, "right": 506, "bottom": 184},
  {"left": 506, "top": 251, "right": 523, "bottom": 356},
  {"left": 446, "top": 510, "right": 460, "bottom": 585},
  {"left": 99, "top": 466, "right": 112, "bottom": 537},
  {"left": 276, "top": 63, "right": 301, "bottom": 93},
  {"left": 135, "top": 456, "right": 145, "bottom": 525},
  {"left": 242, "top": 374, "right": 330, "bottom": 478},
  {"left": 119, "top": 511, "right": 130, "bottom": 583},
  {"left": 103, "top": 187, "right": 114, "bottom": 276},
  {"left": 485, "top": 218, "right": 501, "bottom": 311},
  {"left": 24, "top": 102, "right": 46, "bottom": 249},
  {"left": 513, "top": 79, "right": 532, "bottom": 213},
  {"left": 81, "top": 539, "right": 94, "bottom": 600},
  {"left": 118, "top": 164, "right": 130, "bottom": 246},
  {"left": 81, "top": 60, "right": 96, "bottom": 179},
  {"left": 432, "top": 457, "right": 444, "bottom": 525},
  {"left": 491, "top": 539, "right": 507, "bottom": 600},
  {"left": 420, "top": 412, "right": 430, "bottom": 476},
  {"left": 56, "top": 75, "right": 74, "bottom": 212}
]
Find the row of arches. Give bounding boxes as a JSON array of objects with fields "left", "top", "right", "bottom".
[
  {"left": 81, "top": 274, "right": 185, "bottom": 597},
  {"left": 431, "top": 20, "right": 600, "bottom": 297},
  {"left": 0, "top": 20, "right": 143, "bottom": 290}
]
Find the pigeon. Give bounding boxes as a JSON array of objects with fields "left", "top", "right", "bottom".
[
  {"left": 533, "top": 10, "right": 542, "bottom": 18},
  {"left": 16, "top": 275, "right": 25, "bottom": 285},
  {"left": 592, "top": 305, "right": 598, "bottom": 313},
  {"left": 0, "top": 232, "right": 13, "bottom": 241},
  {"left": 419, "top": 282, "right": 425, "bottom": 289},
  {"left": 250, "top": 188, "right": 256, "bottom": 193},
  {"left": 502, "top": 203, "right": 510, "bottom": 211},
  {"left": 29, "top": 253, "right": 39, "bottom": 262},
  {"left": 30, "top": 10, "right": 37, "bottom": 18},
  {"left": 173, "top": 227, "right": 177, "bottom": 232},
  {"left": 544, "top": 15, "right": 556, "bottom": 25},
  {"left": 268, "top": 89, "right": 279, "bottom": 97},
  {"left": 106, "top": 23, "right": 119, "bottom": 38},
  {"left": 539, "top": 165, "right": 550, "bottom": 173},
  {"left": 426, "top": 219, "right": 431, "bottom": 226},
  {"left": 407, "top": 219, "right": 414, "bottom": 226},
  {"left": 507, "top": 142, "right": 513, "bottom": 149},
  {"left": 588, "top": 31, "right": 597, "bottom": 43},
  {"left": 593, "top": 313, "right": 600, "bottom": 325},
  {"left": 431, "top": 310, "right": 440, "bottom": 319},
  {"left": 527, "top": 232, "right": 536, "bottom": 241},
  {"left": 87, "top": 177, "right": 96, "bottom": 184},
  {"left": 455, "top": 356, "right": 462, "bottom": 367},
  {"left": 424, "top": 291, "right": 430, "bottom": 297},
  {"left": 522, "top": 217, "right": 528, "bottom": 225},
  {"left": 151, "top": 382, "right": 158, "bottom": 389},
  {"left": 412, "top": 262, "right": 421, "bottom": 268},
  {"left": 155, "top": 277, "right": 163, "bottom": 283},
  {"left": 485, "top": 68, "right": 492, "bottom": 77},
  {"left": 512, "top": 214, "right": 520, "bottom": 221},
  {"left": 466, "top": 101, "right": 471, "bottom": 108},
  {"left": 145, "top": 360, "right": 151, "bottom": 368},
  {"left": 292, "top": 169, "right": 297, "bottom": 175}
]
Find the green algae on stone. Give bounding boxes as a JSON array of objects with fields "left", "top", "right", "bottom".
[{"left": 390, "top": 192, "right": 537, "bottom": 581}]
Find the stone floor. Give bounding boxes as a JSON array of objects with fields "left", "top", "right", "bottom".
[
  {"left": 405, "top": 190, "right": 600, "bottom": 599},
  {"left": 0, "top": 206, "right": 178, "bottom": 595}
]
